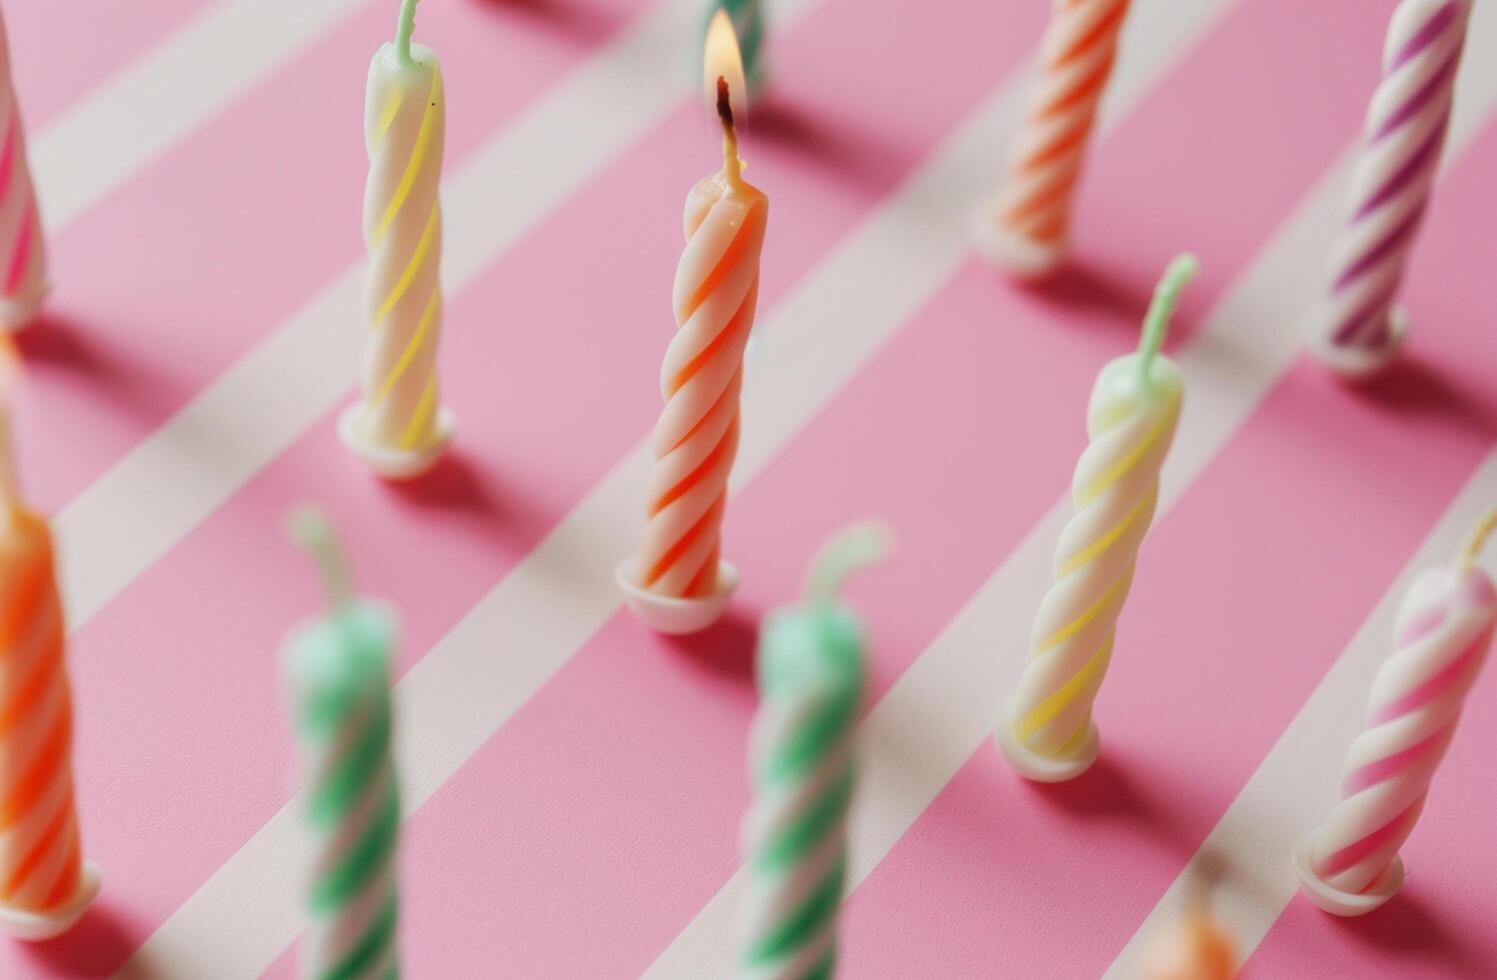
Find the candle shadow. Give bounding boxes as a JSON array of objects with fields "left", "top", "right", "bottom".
[
  {"left": 1016, "top": 259, "right": 1157, "bottom": 328},
  {"left": 1326, "top": 889, "right": 1483, "bottom": 976},
  {"left": 468, "top": 0, "right": 623, "bottom": 45},
  {"left": 377, "top": 448, "right": 524, "bottom": 548},
  {"left": 1336, "top": 350, "right": 1497, "bottom": 440},
  {"left": 18, "top": 899, "right": 140, "bottom": 978},
  {"left": 748, "top": 96, "right": 904, "bottom": 193},
  {"left": 14, "top": 310, "right": 180, "bottom": 426},
  {"left": 659, "top": 606, "right": 760, "bottom": 686}
]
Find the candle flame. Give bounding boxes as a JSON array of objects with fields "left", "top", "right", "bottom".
[{"left": 703, "top": 9, "right": 747, "bottom": 124}]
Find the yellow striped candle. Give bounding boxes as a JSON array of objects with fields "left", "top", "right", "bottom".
[{"left": 339, "top": 0, "right": 454, "bottom": 480}]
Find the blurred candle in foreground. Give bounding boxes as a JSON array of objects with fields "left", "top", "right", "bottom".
[
  {"left": 618, "top": 11, "right": 767, "bottom": 635},
  {"left": 740, "top": 523, "right": 888, "bottom": 980},
  {"left": 972, "top": 0, "right": 1133, "bottom": 280},
  {"left": 1295, "top": 505, "right": 1497, "bottom": 916},
  {"left": 341, "top": 0, "right": 455, "bottom": 479},
  {"left": 1139, "top": 914, "right": 1236, "bottom": 980},
  {"left": 285, "top": 508, "right": 401, "bottom": 978},
  {"left": 998, "top": 255, "right": 1194, "bottom": 782},
  {"left": 1309, "top": 0, "right": 1471, "bottom": 379},
  {"left": 0, "top": 342, "right": 97, "bottom": 941},
  {"left": 0, "top": 10, "right": 47, "bottom": 330}
]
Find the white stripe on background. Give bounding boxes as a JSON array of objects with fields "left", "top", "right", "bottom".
[
  {"left": 32, "top": 0, "right": 368, "bottom": 228},
  {"left": 56, "top": 0, "right": 818, "bottom": 638},
  {"left": 121, "top": 0, "right": 1235, "bottom": 974},
  {"left": 647, "top": 7, "right": 1497, "bottom": 976},
  {"left": 1103, "top": 447, "right": 1497, "bottom": 978}
]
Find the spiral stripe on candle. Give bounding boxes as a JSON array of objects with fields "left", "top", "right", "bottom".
[
  {"left": 741, "top": 676, "right": 858, "bottom": 979},
  {"left": 0, "top": 513, "right": 83, "bottom": 915},
  {"left": 1302, "top": 571, "right": 1494, "bottom": 897},
  {"left": 636, "top": 181, "right": 767, "bottom": 599},
  {"left": 1316, "top": 0, "right": 1469, "bottom": 352},
  {"left": 301, "top": 682, "right": 400, "bottom": 980},
  {"left": 989, "top": 0, "right": 1131, "bottom": 249},
  {"left": 1008, "top": 396, "right": 1177, "bottom": 759},
  {"left": 357, "top": 50, "right": 446, "bottom": 454},
  {"left": 0, "top": 12, "right": 47, "bottom": 321}
]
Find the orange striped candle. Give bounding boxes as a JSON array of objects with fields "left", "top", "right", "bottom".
[
  {"left": 0, "top": 354, "right": 97, "bottom": 941},
  {"left": 973, "top": 0, "right": 1133, "bottom": 280}
]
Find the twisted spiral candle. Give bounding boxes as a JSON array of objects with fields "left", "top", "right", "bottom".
[
  {"left": 341, "top": 0, "right": 454, "bottom": 479},
  {"left": 998, "top": 256, "right": 1193, "bottom": 782},
  {"left": 0, "top": 11, "right": 47, "bottom": 330},
  {"left": 1310, "top": 0, "right": 1471, "bottom": 379},
  {"left": 740, "top": 525, "right": 886, "bottom": 980},
  {"left": 1295, "top": 507, "right": 1497, "bottom": 916},
  {"left": 973, "top": 0, "right": 1132, "bottom": 279},
  {"left": 286, "top": 510, "right": 401, "bottom": 979},
  {"left": 0, "top": 350, "right": 96, "bottom": 941},
  {"left": 634, "top": 74, "right": 766, "bottom": 605}
]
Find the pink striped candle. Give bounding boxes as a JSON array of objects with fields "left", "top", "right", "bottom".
[
  {"left": 1295, "top": 506, "right": 1497, "bottom": 916},
  {"left": 1309, "top": 0, "right": 1470, "bottom": 379},
  {"left": 0, "top": 9, "right": 46, "bottom": 331}
]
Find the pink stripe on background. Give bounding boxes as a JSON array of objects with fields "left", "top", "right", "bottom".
[
  {"left": 841, "top": 71, "right": 1497, "bottom": 980},
  {"left": 18, "top": 0, "right": 634, "bottom": 516},
  {"left": 1245, "top": 117, "right": 1497, "bottom": 980},
  {"left": 3, "top": 0, "right": 218, "bottom": 128},
  {"left": 335, "top": 0, "right": 1399, "bottom": 976},
  {"left": 40, "top": 0, "right": 1050, "bottom": 975}
]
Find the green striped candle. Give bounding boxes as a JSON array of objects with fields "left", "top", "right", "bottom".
[
  {"left": 285, "top": 509, "right": 400, "bottom": 980},
  {"left": 704, "top": 0, "right": 765, "bottom": 90},
  {"left": 740, "top": 524, "right": 889, "bottom": 979}
]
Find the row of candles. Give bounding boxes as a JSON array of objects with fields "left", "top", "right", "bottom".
[{"left": 0, "top": 0, "right": 1483, "bottom": 977}]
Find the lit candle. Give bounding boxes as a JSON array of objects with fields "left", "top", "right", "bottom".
[
  {"left": 972, "top": 0, "right": 1133, "bottom": 280},
  {"left": 704, "top": 0, "right": 766, "bottom": 92},
  {"left": 0, "top": 346, "right": 98, "bottom": 941},
  {"left": 1310, "top": 0, "right": 1471, "bottom": 379},
  {"left": 340, "top": 0, "right": 455, "bottom": 480},
  {"left": 739, "top": 524, "right": 888, "bottom": 980},
  {"left": 618, "top": 11, "right": 767, "bottom": 635},
  {"left": 998, "top": 255, "right": 1194, "bottom": 782},
  {"left": 0, "top": 10, "right": 47, "bottom": 331},
  {"left": 285, "top": 509, "right": 400, "bottom": 978},
  {"left": 1295, "top": 506, "right": 1497, "bottom": 916},
  {"left": 1139, "top": 914, "right": 1236, "bottom": 980}
]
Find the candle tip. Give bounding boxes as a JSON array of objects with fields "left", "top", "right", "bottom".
[
  {"left": 806, "top": 521, "right": 894, "bottom": 606},
  {"left": 288, "top": 505, "right": 355, "bottom": 611},
  {"left": 716, "top": 75, "right": 734, "bottom": 130},
  {"left": 1138, "top": 253, "right": 1199, "bottom": 378},
  {"left": 395, "top": 0, "right": 420, "bottom": 67},
  {"left": 1458, "top": 504, "right": 1497, "bottom": 570}
]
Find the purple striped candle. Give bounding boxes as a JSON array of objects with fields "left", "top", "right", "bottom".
[{"left": 1309, "top": 0, "right": 1470, "bottom": 379}]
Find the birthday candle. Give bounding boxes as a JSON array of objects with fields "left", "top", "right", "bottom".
[
  {"left": 0, "top": 351, "right": 97, "bottom": 941},
  {"left": 624, "top": 12, "right": 766, "bottom": 630},
  {"left": 704, "top": 0, "right": 765, "bottom": 91},
  {"left": 972, "top": 0, "right": 1132, "bottom": 280},
  {"left": 997, "top": 256, "right": 1194, "bottom": 782},
  {"left": 1310, "top": 0, "right": 1471, "bottom": 379},
  {"left": 1139, "top": 914, "right": 1236, "bottom": 980},
  {"left": 1295, "top": 507, "right": 1497, "bottom": 917},
  {"left": 340, "top": 0, "right": 455, "bottom": 480},
  {"left": 0, "top": 10, "right": 46, "bottom": 330},
  {"left": 285, "top": 509, "right": 400, "bottom": 979},
  {"left": 740, "top": 524, "right": 887, "bottom": 980}
]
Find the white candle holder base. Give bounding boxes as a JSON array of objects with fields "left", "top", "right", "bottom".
[
  {"left": 339, "top": 404, "right": 456, "bottom": 481},
  {"left": 615, "top": 559, "right": 739, "bottom": 635},
  {"left": 995, "top": 713, "right": 1099, "bottom": 783},
  {"left": 0, "top": 860, "right": 100, "bottom": 941},
  {"left": 0, "top": 281, "right": 50, "bottom": 332},
  {"left": 1311, "top": 307, "right": 1407, "bottom": 381},
  {"left": 971, "top": 203, "right": 1064, "bottom": 281},
  {"left": 1293, "top": 838, "right": 1403, "bottom": 917}
]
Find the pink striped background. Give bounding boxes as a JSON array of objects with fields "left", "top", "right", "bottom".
[{"left": 4, "top": 0, "right": 1495, "bottom": 976}]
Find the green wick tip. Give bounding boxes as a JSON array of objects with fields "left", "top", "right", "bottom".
[
  {"left": 1138, "top": 253, "right": 1199, "bottom": 378},
  {"left": 806, "top": 521, "right": 894, "bottom": 606},
  {"left": 396, "top": 0, "right": 420, "bottom": 67},
  {"left": 288, "top": 505, "right": 354, "bottom": 611}
]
